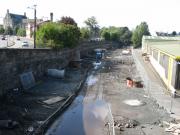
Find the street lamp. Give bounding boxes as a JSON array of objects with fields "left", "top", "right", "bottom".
[{"left": 27, "top": 5, "right": 37, "bottom": 48}]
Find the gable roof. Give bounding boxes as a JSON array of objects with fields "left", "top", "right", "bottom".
[{"left": 9, "top": 13, "right": 27, "bottom": 24}]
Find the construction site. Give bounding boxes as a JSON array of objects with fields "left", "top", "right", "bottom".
[{"left": 0, "top": 44, "right": 180, "bottom": 135}]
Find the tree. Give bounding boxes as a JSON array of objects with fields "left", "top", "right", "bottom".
[
  {"left": 58, "top": 16, "right": 77, "bottom": 26},
  {"left": 132, "top": 22, "right": 150, "bottom": 48},
  {"left": 36, "top": 22, "right": 80, "bottom": 49},
  {"left": 172, "top": 31, "right": 177, "bottom": 36},
  {"left": 17, "top": 28, "right": 26, "bottom": 37},
  {"left": 4, "top": 27, "right": 13, "bottom": 35},
  {"left": 119, "top": 27, "right": 132, "bottom": 45},
  {"left": 80, "top": 27, "right": 90, "bottom": 40},
  {"left": 100, "top": 26, "right": 132, "bottom": 44},
  {"left": 102, "top": 31, "right": 111, "bottom": 41},
  {"left": 0, "top": 27, "right": 5, "bottom": 34},
  {"left": 84, "top": 16, "right": 100, "bottom": 38}
]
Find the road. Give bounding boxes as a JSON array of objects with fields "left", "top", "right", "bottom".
[
  {"left": 45, "top": 48, "right": 173, "bottom": 135},
  {"left": 0, "top": 35, "right": 34, "bottom": 48}
]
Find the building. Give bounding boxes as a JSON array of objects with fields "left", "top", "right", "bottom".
[
  {"left": 3, "top": 9, "right": 27, "bottom": 31},
  {"left": 25, "top": 13, "right": 53, "bottom": 38},
  {"left": 142, "top": 36, "right": 180, "bottom": 96},
  {"left": 24, "top": 19, "right": 43, "bottom": 38}
]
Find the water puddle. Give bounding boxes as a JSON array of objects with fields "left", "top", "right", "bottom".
[
  {"left": 86, "top": 75, "right": 98, "bottom": 86},
  {"left": 45, "top": 95, "right": 113, "bottom": 135},
  {"left": 123, "top": 99, "right": 146, "bottom": 106},
  {"left": 93, "top": 62, "right": 102, "bottom": 69}
]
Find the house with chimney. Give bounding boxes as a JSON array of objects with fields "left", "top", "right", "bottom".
[{"left": 3, "top": 9, "right": 27, "bottom": 31}]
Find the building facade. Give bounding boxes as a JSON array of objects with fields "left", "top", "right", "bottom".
[
  {"left": 3, "top": 9, "right": 27, "bottom": 31},
  {"left": 142, "top": 36, "right": 180, "bottom": 96}
]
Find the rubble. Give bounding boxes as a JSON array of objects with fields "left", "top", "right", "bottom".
[
  {"left": 114, "top": 116, "right": 139, "bottom": 131},
  {"left": 165, "top": 122, "right": 180, "bottom": 135}
]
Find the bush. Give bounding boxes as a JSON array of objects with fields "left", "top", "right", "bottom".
[{"left": 36, "top": 22, "right": 80, "bottom": 49}]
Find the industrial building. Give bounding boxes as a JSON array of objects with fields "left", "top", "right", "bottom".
[{"left": 142, "top": 36, "right": 180, "bottom": 96}]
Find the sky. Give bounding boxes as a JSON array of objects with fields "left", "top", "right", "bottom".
[{"left": 0, "top": 0, "right": 180, "bottom": 34}]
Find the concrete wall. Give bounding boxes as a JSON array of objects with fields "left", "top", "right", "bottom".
[{"left": 0, "top": 41, "right": 113, "bottom": 95}]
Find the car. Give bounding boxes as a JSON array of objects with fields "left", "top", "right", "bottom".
[
  {"left": 22, "top": 41, "right": 29, "bottom": 47},
  {"left": 1, "top": 36, "right": 5, "bottom": 40},
  {"left": 17, "top": 37, "right": 20, "bottom": 40}
]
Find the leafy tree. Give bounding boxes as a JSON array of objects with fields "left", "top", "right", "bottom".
[
  {"left": 102, "top": 31, "right": 111, "bottom": 41},
  {"left": 0, "top": 27, "right": 5, "bottom": 34},
  {"left": 17, "top": 28, "right": 26, "bottom": 37},
  {"left": 132, "top": 22, "right": 150, "bottom": 48},
  {"left": 100, "top": 26, "right": 132, "bottom": 44},
  {"left": 119, "top": 27, "right": 132, "bottom": 45},
  {"left": 36, "top": 22, "right": 80, "bottom": 49},
  {"left": 84, "top": 16, "right": 100, "bottom": 38},
  {"left": 58, "top": 16, "right": 77, "bottom": 26},
  {"left": 172, "top": 31, "right": 177, "bottom": 36},
  {"left": 4, "top": 26, "right": 13, "bottom": 35},
  {"left": 14, "top": 26, "right": 20, "bottom": 35},
  {"left": 80, "top": 27, "right": 90, "bottom": 40}
]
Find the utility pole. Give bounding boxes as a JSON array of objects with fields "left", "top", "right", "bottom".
[
  {"left": 28, "top": 5, "right": 37, "bottom": 48},
  {"left": 34, "top": 5, "right": 37, "bottom": 48}
]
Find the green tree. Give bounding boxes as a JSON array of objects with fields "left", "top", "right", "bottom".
[
  {"left": 84, "top": 16, "right": 99, "bottom": 38},
  {"left": 4, "top": 26, "right": 13, "bottom": 35},
  {"left": 17, "top": 28, "right": 26, "bottom": 37},
  {"left": 132, "top": 22, "right": 150, "bottom": 48},
  {"left": 80, "top": 27, "right": 90, "bottom": 40},
  {"left": 172, "top": 31, "right": 177, "bottom": 36},
  {"left": 102, "top": 31, "right": 111, "bottom": 41},
  {"left": 36, "top": 22, "right": 80, "bottom": 49},
  {"left": 100, "top": 28, "right": 110, "bottom": 41},
  {"left": 0, "top": 27, "right": 5, "bottom": 34},
  {"left": 119, "top": 27, "right": 132, "bottom": 45}
]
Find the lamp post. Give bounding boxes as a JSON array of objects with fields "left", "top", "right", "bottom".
[{"left": 28, "top": 5, "right": 37, "bottom": 48}]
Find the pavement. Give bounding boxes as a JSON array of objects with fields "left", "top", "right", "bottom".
[{"left": 133, "top": 49, "right": 180, "bottom": 120}]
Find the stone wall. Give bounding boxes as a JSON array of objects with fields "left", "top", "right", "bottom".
[
  {"left": 0, "top": 48, "right": 76, "bottom": 95},
  {"left": 0, "top": 41, "right": 113, "bottom": 95}
]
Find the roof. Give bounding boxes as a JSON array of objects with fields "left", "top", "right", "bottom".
[
  {"left": 9, "top": 13, "right": 27, "bottom": 24},
  {"left": 150, "top": 44, "right": 180, "bottom": 57},
  {"left": 143, "top": 36, "right": 180, "bottom": 41}
]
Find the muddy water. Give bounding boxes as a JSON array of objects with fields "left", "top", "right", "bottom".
[{"left": 45, "top": 95, "right": 112, "bottom": 135}]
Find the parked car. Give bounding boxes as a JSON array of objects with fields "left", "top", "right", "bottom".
[
  {"left": 1, "top": 36, "right": 5, "bottom": 40},
  {"left": 22, "top": 41, "right": 29, "bottom": 47},
  {"left": 17, "top": 37, "right": 20, "bottom": 40}
]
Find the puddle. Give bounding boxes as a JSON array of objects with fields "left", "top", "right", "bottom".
[
  {"left": 86, "top": 75, "right": 98, "bottom": 86},
  {"left": 123, "top": 99, "right": 146, "bottom": 106},
  {"left": 93, "top": 62, "right": 102, "bottom": 69},
  {"left": 45, "top": 95, "right": 113, "bottom": 135}
]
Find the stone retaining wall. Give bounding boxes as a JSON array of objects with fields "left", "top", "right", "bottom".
[{"left": 0, "top": 41, "right": 114, "bottom": 95}]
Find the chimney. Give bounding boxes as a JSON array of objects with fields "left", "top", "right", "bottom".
[
  {"left": 50, "top": 12, "right": 53, "bottom": 22},
  {"left": 7, "top": 9, "right": 9, "bottom": 14},
  {"left": 24, "top": 12, "right": 26, "bottom": 17}
]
